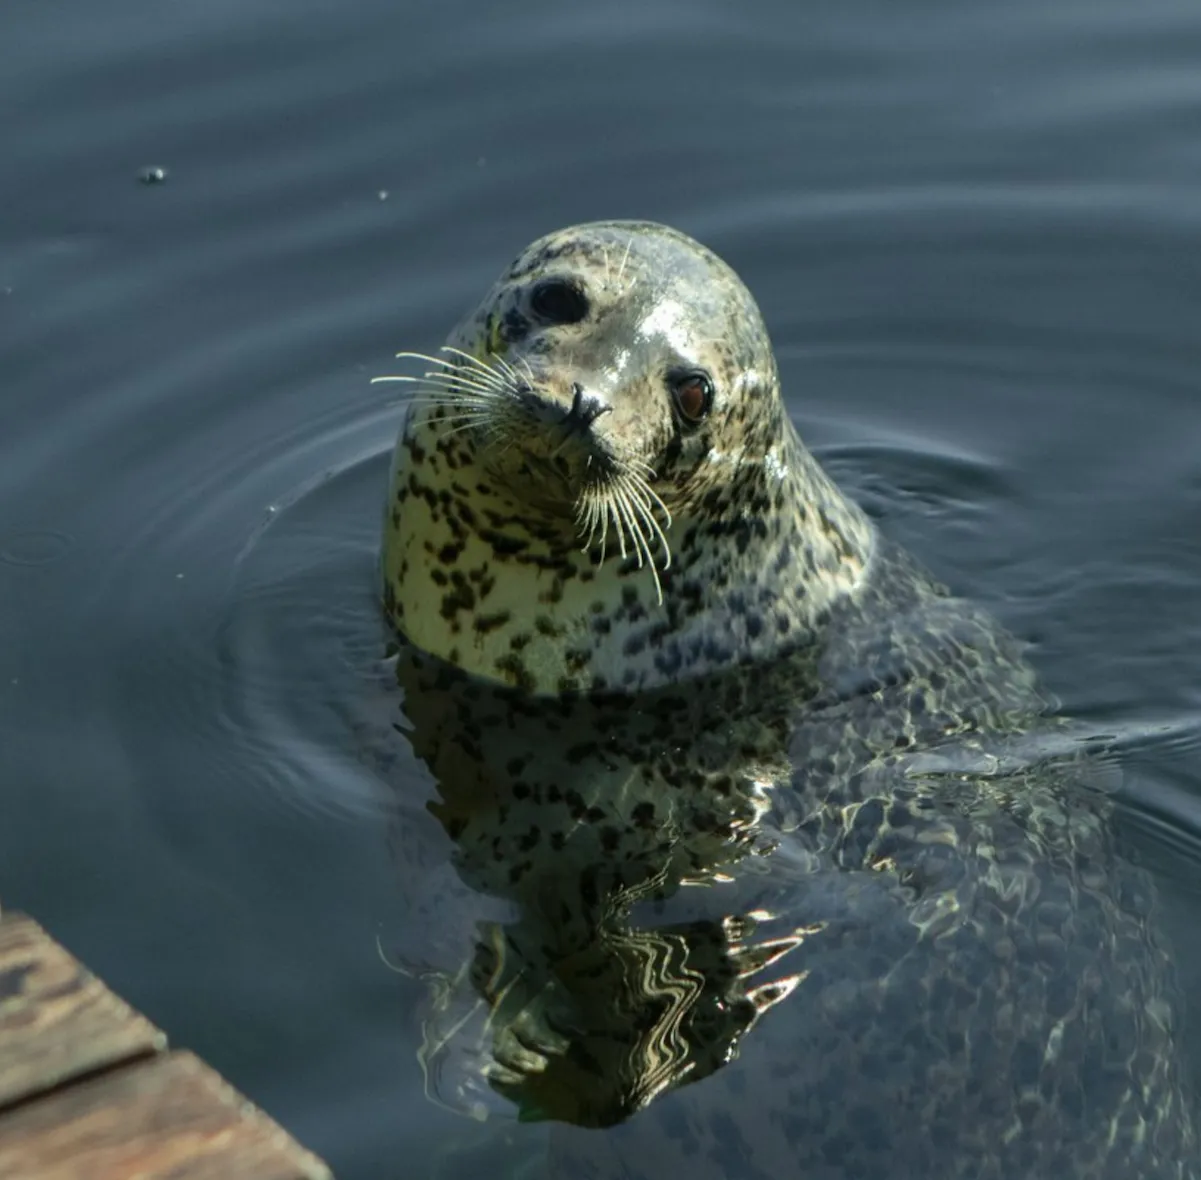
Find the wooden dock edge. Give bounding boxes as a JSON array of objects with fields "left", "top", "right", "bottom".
[{"left": 0, "top": 911, "right": 333, "bottom": 1179}]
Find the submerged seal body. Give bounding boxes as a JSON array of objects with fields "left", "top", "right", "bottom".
[{"left": 377, "top": 222, "right": 1197, "bottom": 1178}]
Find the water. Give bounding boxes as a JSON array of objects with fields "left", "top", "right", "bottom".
[{"left": 3, "top": 0, "right": 1201, "bottom": 1175}]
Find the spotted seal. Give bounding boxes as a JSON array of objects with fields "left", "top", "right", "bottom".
[
  {"left": 378, "top": 220, "right": 872, "bottom": 695},
  {"left": 375, "top": 222, "right": 1197, "bottom": 1178}
]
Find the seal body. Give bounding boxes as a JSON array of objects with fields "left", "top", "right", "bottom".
[
  {"left": 388, "top": 603, "right": 1194, "bottom": 1179},
  {"left": 377, "top": 222, "right": 1198, "bottom": 1179},
  {"left": 380, "top": 221, "right": 873, "bottom": 694}
]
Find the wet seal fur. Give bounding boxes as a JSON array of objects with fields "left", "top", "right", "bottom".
[
  {"left": 379, "top": 220, "right": 872, "bottom": 695},
  {"left": 376, "top": 222, "right": 1198, "bottom": 1178}
]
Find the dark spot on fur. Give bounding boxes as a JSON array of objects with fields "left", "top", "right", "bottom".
[
  {"left": 481, "top": 529, "right": 529, "bottom": 556},
  {"left": 495, "top": 654, "right": 534, "bottom": 693},
  {"left": 501, "top": 307, "right": 529, "bottom": 342},
  {"left": 440, "top": 573, "right": 476, "bottom": 620},
  {"left": 474, "top": 611, "right": 512, "bottom": 635}
]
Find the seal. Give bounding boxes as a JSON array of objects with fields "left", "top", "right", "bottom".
[
  {"left": 378, "top": 220, "right": 874, "bottom": 695},
  {"left": 375, "top": 222, "right": 1198, "bottom": 1178}
]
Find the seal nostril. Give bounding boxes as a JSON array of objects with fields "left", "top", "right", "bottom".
[{"left": 565, "top": 384, "right": 611, "bottom": 430}]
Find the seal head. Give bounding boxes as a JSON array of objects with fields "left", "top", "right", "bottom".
[{"left": 379, "top": 220, "right": 873, "bottom": 694}]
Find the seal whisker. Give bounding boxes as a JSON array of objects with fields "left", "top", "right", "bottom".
[
  {"left": 400, "top": 377, "right": 516, "bottom": 407},
  {"left": 389, "top": 394, "right": 497, "bottom": 416},
  {"left": 391, "top": 350, "right": 454, "bottom": 366},
  {"left": 382, "top": 373, "right": 509, "bottom": 405},
  {"left": 614, "top": 478, "right": 666, "bottom": 603},
  {"left": 614, "top": 482, "right": 649, "bottom": 570},
  {"left": 595, "top": 488, "right": 613, "bottom": 564},
  {"left": 438, "top": 345, "right": 517, "bottom": 388},
  {"left": 488, "top": 351, "right": 523, "bottom": 386},
  {"left": 412, "top": 365, "right": 513, "bottom": 393},
  {"left": 391, "top": 395, "right": 493, "bottom": 408},
  {"left": 382, "top": 381, "right": 495, "bottom": 401},
  {"left": 615, "top": 235, "right": 634, "bottom": 288},
  {"left": 372, "top": 374, "right": 498, "bottom": 399},
  {"left": 624, "top": 474, "right": 673, "bottom": 571},
  {"left": 575, "top": 480, "right": 613, "bottom": 565},
  {"left": 626, "top": 468, "right": 673, "bottom": 532},
  {"left": 616, "top": 486, "right": 645, "bottom": 569},
  {"left": 570, "top": 467, "right": 670, "bottom": 601},
  {"left": 437, "top": 343, "right": 502, "bottom": 369},
  {"left": 461, "top": 360, "right": 514, "bottom": 396},
  {"left": 608, "top": 488, "right": 630, "bottom": 563},
  {"left": 435, "top": 344, "right": 502, "bottom": 371},
  {"left": 411, "top": 376, "right": 512, "bottom": 401},
  {"left": 394, "top": 349, "right": 494, "bottom": 377},
  {"left": 623, "top": 477, "right": 664, "bottom": 565},
  {"left": 375, "top": 384, "right": 496, "bottom": 416},
  {"left": 575, "top": 485, "right": 603, "bottom": 556},
  {"left": 393, "top": 349, "right": 515, "bottom": 396}
]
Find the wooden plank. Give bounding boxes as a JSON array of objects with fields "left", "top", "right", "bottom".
[
  {"left": 0, "top": 913, "right": 166, "bottom": 1110},
  {"left": 0, "top": 1049, "right": 332, "bottom": 1180}
]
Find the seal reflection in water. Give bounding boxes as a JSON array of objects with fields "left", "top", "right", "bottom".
[{"left": 377, "top": 222, "right": 1197, "bottom": 1177}]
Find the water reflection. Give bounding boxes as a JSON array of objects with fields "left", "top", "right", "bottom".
[
  {"left": 395, "top": 642, "right": 812, "bottom": 1129},
  {"left": 383, "top": 559, "right": 1197, "bottom": 1176}
]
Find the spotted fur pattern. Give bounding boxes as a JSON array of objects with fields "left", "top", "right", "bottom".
[
  {"left": 381, "top": 221, "right": 872, "bottom": 694},
  {"left": 379, "top": 223, "right": 1198, "bottom": 1178}
]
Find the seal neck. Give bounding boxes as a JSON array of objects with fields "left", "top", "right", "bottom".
[
  {"left": 640, "top": 419, "right": 875, "bottom": 680},
  {"left": 382, "top": 410, "right": 874, "bottom": 695}
]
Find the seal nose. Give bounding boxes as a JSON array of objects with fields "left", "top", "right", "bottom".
[{"left": 565, "top": 382, "right": 612, "bottom": 430}]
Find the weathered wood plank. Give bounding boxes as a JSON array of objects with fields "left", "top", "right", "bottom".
[
  {"left": 0, "top": 913, "right": 166, "bottom": 1110},
  {"left": 0, "top": 1049, "right": 333, "bottom": 1180}
]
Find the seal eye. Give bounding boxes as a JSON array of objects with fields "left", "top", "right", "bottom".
[
  {"left": 670, "top": 371, "right": 713, "bottom": 425},
  {"left": 529, "top": 278, "right": 589, "bottom": 325}
]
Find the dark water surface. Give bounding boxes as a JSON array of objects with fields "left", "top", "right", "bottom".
[{"left": 4, "top": 1, "right": 1201, "bottom": 1176}]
